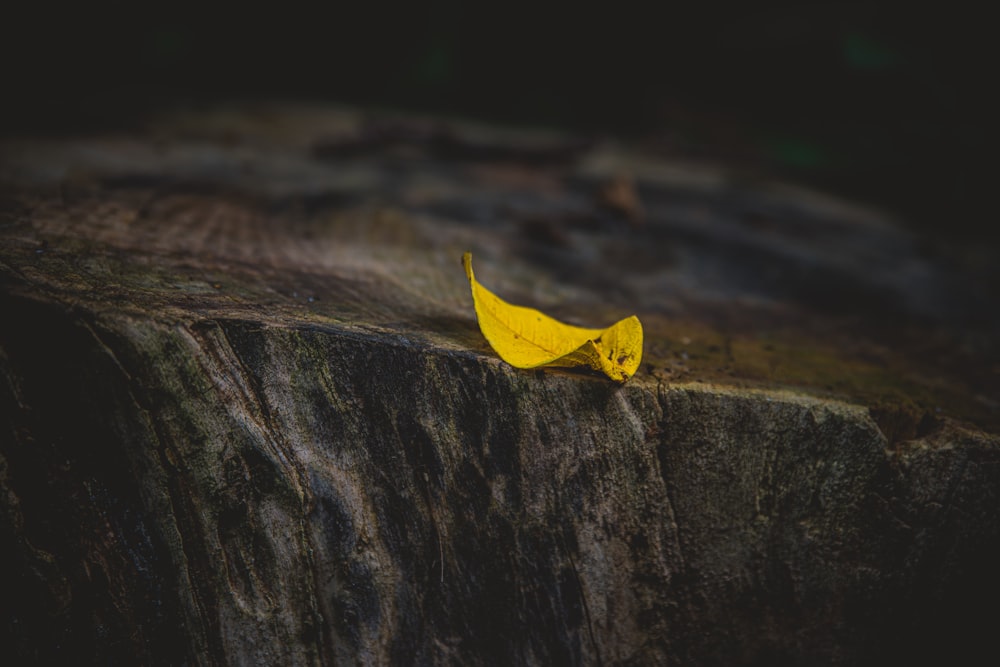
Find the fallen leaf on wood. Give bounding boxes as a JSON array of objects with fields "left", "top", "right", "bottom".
[
  {"left": 597, "top": 174, "right": 645, "bottom": 226},
  {"left": 462, "top": 252, "right": 643, "bottom": 382}
]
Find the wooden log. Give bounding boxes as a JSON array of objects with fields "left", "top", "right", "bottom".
[{"left": 1, "top": 104, "right": 998, "bottom": 664}]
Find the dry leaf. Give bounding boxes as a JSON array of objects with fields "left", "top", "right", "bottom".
[
  {"left": 597, "top": 174, "right": 645, "bottom": 226},
  {"left": 462, "top": 252, "right": 643, "bottom": 382}
]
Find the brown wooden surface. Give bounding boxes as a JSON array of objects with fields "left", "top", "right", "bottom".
[{"left": 1, "top": 104, "right": 998, "bottom": 664}]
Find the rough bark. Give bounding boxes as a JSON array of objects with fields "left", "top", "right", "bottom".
[{"left": 2, "top": 104, "right": 998, "bottom": 665}]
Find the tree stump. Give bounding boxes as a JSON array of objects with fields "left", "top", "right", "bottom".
[{"left": 2, "top": 104, "right": 998, "bottom": 665}]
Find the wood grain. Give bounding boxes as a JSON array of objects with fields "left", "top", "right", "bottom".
[{"left": 1, "top": 104, "right": 997, "bottom": 664}]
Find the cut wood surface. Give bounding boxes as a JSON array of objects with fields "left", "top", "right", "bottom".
[{"left": 1, "top": 104, "right": 998, "bottom": 664}]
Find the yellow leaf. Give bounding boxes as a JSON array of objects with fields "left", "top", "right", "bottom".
[{"left": 462, "top": 252, "right": 643, "bottom": 383}]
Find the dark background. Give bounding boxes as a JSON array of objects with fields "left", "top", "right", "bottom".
[{"left": 2, "top": 3, "right": 994, "bottom": 245}]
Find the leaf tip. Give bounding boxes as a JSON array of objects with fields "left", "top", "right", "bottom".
[{"left": 462, "top": 252, "right": 473, "bottom": 280}]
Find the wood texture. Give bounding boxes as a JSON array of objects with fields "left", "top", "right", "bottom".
[{"left": 1, "top": 105, "right": 998, "bottom": 664}]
